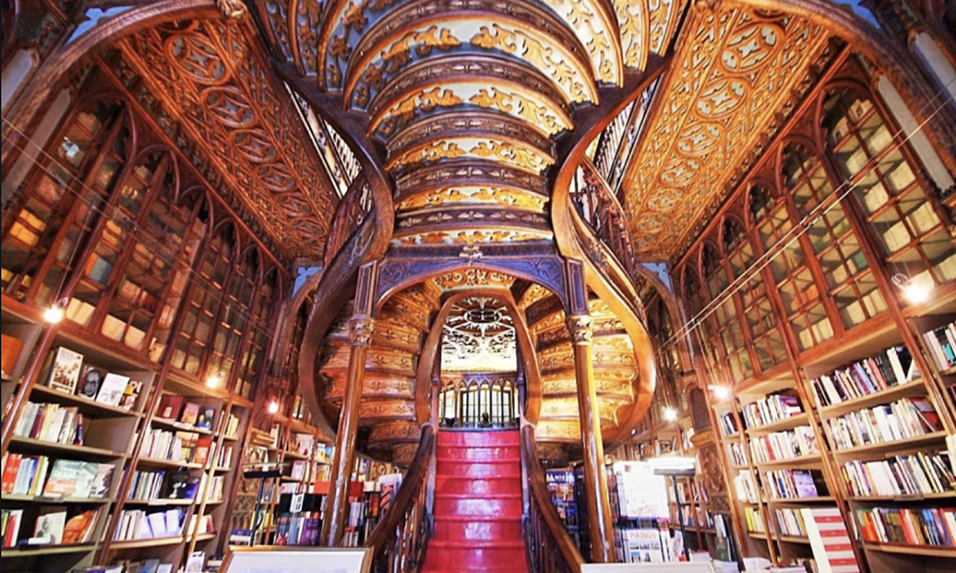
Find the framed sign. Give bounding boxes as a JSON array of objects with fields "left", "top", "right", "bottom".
[{"left": 222, "top": 546, "right": 372, "bottom": 573}]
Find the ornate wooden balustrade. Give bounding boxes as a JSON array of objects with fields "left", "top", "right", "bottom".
[
  {"left": 521, "top": 425, "right": 584, "bottom": 573},
  {"left": 366, "top": 425, "right": 435, "bottom": 573},
  {"left": 569, "top": 160, "right": 638, "bottom": 280},
  {"left": 324, "top": 174, "right": 374, "bottom": 267}
]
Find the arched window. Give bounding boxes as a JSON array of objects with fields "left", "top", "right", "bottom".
[
  {"left": 2, "top": 99, "right": 127, "bottom": 304},
  {"left": 822, "top": 87, "right": 955, "bottom": 288},
  {"left": 704, "top": 240, "right": 753, "bottom": 381},
  {"left": 235, "top": 266, "right": 280, "bottom": 398},
  {"left": 724, "top": 217, "right": 787, "bottom": 371},
  {"left": 206, "top": 247, "right": 260, "bottom": 383},
  {"left": 783, "top": 142, "right": 886, "bottom": 329},
  {"left": 172, "top": 222, "right": 236, "bottom": 375},
  {"left": 751, "top": 183, "right": 832, "bottom": 351}
]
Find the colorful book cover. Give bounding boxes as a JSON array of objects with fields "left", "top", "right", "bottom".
[
  {"left": 47, "top": 347, "right": 84, "bottom": 394},
  {"left": 95, "top": 373, "right": 130, "bottom": 407}
]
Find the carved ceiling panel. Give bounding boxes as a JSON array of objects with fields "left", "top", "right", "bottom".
[
  {"left": 441, "top": 296, "right": 518, "bottom": 372},
  {"left": 622, "top": 6, "right": 831, "bottom": 258},
  {"left": 117, "top": 19, "right": 339, "bottom": 260}
]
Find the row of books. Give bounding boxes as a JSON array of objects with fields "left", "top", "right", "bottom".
[
  {"left": 113, "top": 508, "right": 183, "bottom": 541},
  {"left": 824, "top": 397, "right": 941, "bottom": 450},
  {"left": 43, "top": 347, "right": 142, "bottom": 410},
  {"left": 2, "top": 507, "right": 101, "bottom": 548},
  {"left": 719, "top": 412, "right": 739, "bottom": 437},
  {"left": 273, "top": 493, "right": 323, "bottom": 546},
  {"left": 855, "top": 507, "right": 956, "bottom": 547},
  {"left": 773, "top": 507, "right": 808, "bottom": 538},
  {"left": 727, "top": 440, "right": 748, "bottom": 467},
  {"left": 218, "top": 444, "right": 234, "bottom": 469},
  {"left": 749, "top": 426, "right": 818, "bottom": 464},
  {"left": 155, "top": 395, "right": 216, "bottom": 431},
  {"left": 740, "top": 394, "right": 803, "bottom": 430},
  {"left": 744, "top": 506, "right": 765, "bottom": 533},
  {"left": 2, "top": 454, "right": 113, "bottom": 498},
  {"left": 921, "top": 320, "right": 956, "bottom": 371},
  {"left": 809, "top": 345, "right": 917, "bottom": 408},
  {"left": 734, "top": 470, "right": 761, "bottom": 504},
  {"left": 223, "top": 412, "right": 241, "bottom": 439},
  {"left": 127, "top": 470, "right": 187, "bottom": 501},
  {"left": 14, "top": 402, "right": 84, "bottom": 446},
  {"left": 613, "top": 527, "right": 676, "bottom": 563},
  {"left": 140, "top": 429, "right": 213, "bottom": 465},
  {"left": 762, "top": 469, "right": 826, "bottom": 500},
  {"left": 841, "top": 451, "right": 955, "bottom": 497}
]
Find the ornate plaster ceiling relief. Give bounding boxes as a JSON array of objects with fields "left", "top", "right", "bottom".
[
  {"left": 622, "top": 6, "right": 830, "bottom": 259},
  {"left": 441, "top": 296, "right": 518, "bottom": 372},
  {"left": 432, "top": 268, "right": 517, "bottom": 290},
  {"left": 117, "top": 19, "right": 339, "bottom": 258},
  {"left": 395, "top": 185, "right": 548, "bottom": 212}
]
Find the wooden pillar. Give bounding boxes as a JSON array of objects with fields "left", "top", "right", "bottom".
[
  {"left": 320, "top": 262, "right": 377, "bottom": 546},
  {"left": 566, "top": 260, "right": 615, "bottom": 563}
]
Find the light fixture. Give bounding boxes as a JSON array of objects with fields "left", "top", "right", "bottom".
[
  {"left": 267, "top": 400, "right": 280, "bottom": 414},
  {"left": 662, "top": 407, "right": 678, "bottom": 422},
  {"left": 43, "top": 297, "right": 69, "bottom": 324},
  {"left": 710, "top": 385, "right": 731, "bottom": 401},
  {"left": 891, "top": 272, "right": 932, "bottom": 304},
  {"left": 205, "top": 372, "right": 223, "bottom": 389}
]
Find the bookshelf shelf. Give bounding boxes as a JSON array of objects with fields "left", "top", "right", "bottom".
[
  {"left": 862, "top": 542, "right": 956, "bottom": 558},
  {"left": 8, "top": 436, "right": 127, "bottom": 459},
  {"left": 0, "top": 494, "right": 109, "bottom": 504},
  {"left": 30, "top": 384, "right": 142, "bottom": 418},
  {"left": 150, "top": 416, "right": 215, "bottom": 435},
  {"left": 766, "top": 496, "right": 836, "bottom": 504},
  {"left": 193, "top": 533, "right": 216, "bottom": 542},
  {"left": 124, "top": 498, "right": 196, "bottom": 506},
  {"left": 778, "top": 536, "right": 812, "bottom": 545},
  {"left": 849, "top": 491, "right": 956, "bottom": 502},
  {"left": 754, "top": 454, "right": 822, "bottom": 469},
  {"left": 817, "top": 380, "right": 927, "bottom": 418},
  {"left": 829, "top": 431, "right": 948, "bottom": 457},
  {"left": 1, "top": 543, "right": 100, "bottom": 558},
  {"left": 746, "top": 412, "right": 810, "bottom": 436},
  {"left": 135, "top": 457, "right": 204, "bottom": 470},
  {"left": 109, "top": 536, "right": 185, "bottom": 550}
]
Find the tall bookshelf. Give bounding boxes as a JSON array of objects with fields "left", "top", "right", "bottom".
[
  {"left": 0, "top": 67, "right": 290, "bottom": 573},
  {"left": 662, "top": 53, "right": 956, "bottom": 573}
]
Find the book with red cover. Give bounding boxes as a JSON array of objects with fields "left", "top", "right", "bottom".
[
  {"left": 62, "top": 508, "right": 99, "bottom": 544},
  {"left": 1, "top": 453, "right": 23, "bottom": 494},
  {"left": 157, "top": 395, "right": 184, "bottom": 420},
  {"left": 193, "top": 437, "right": 213, "bottom": 466}
]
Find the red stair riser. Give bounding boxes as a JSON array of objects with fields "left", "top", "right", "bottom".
[
  {"left": 432, "top": 519, "right": 523, "bottom": 542},
  {"left": 437, "top": 431, "right": 521, "bottom": 447},
  {"left": 436, "top": 461, "right": 520, "bottom": 478},
  {"left": 421, "top": 546, "right": 526, "bottom": 570},
  {"left": 436, "top": 445, "right": 520, "bottom": 461},
  {"left": 434, "top": 497, "right": 523, "bottom": 518},
  {"left": 434, "top": 476, "right": 522, "bottom": 496}
]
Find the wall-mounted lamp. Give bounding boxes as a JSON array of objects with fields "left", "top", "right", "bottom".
[
  {"left": 710, "top": 385, "right": 731, "bottom": 401},
  {"left": 267, "top": 400, "right": 280, "bottom": 415},
  {"left": 205, "top": 372, "right": 224, "bottom": 389},
  {"left": 662, "top": 406, "right": 678, "bottom": 422},
  {"left": 891, "top": 272, "right": 932, "bottom": 304},
  {"left": 43, "top": 297, "right": 69, "bottom": 324}
]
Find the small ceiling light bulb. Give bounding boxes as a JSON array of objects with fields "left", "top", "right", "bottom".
[
  {"left": 205, "top": 374, "right": 221, "bottom": 389},
  {"left": 712, "top": 385, "right": 731, "bottom": 401},
  {"left": 892, "top": 273, "right": 933, "bottom": 305},
  {"left": 43, "top": 304, "right": 65, "bottom": 324},
  {"left": 663, "top": 407, "right": 678, "bottom": 422},
  {"left": 267, "top": 400, "right": 280, "bottom": 415}
]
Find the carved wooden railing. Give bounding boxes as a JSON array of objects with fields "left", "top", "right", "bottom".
[
  {"left": 323, "top": 173, "right": 374, "bottom": 267},
  {"left": 366, "top": 425, "right": 435, "bottom": 573},
  {"left": 569, "top": 160, "right": 638, "bottom": 282},
  {"left": 521, "top": 425, "right": 584, "bottom": 573}
]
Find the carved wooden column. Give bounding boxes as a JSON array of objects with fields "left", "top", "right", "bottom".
[
  {"left": 566, "top": 260, "right": 615, "bottom": 563},
  {"left": 321, "top": 262, "right": 377, "bottom": 546}
]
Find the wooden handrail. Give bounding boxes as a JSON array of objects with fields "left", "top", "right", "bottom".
[
  {"left": 521, "top": 425, "right": 585, "bottom": 573},
  {"left": 365, "top": 425, "right": 435, "bottom": 573}
]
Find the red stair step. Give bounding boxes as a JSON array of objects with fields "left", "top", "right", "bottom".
[
  {"left": 432, "top": 516, "right": 523, "bottom": 542},
  {"left": 434, "top": 496, "right": 523, "bottom": 518},
  {"left": 435, "top": 475, "right": 522, "bottom": 496},
  {"left": 421, "top": 541, "right": 527, "bottom": 571},
  {"left": 436, "top": 460, "right": 521, "bottom": 478},
  {"left": 436, "top": 444, "right": 520, "bottom": 461},
  {"left": 437, "top": 430, "right": 520, "bottom": 447}
]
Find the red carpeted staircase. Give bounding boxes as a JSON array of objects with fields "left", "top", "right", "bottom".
[{"left": 421, "top": 430, "right": 528, "bottom": 573}]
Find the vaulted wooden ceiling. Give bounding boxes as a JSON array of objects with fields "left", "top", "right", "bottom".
[{"left": 110, "top": 1, "right": 839, "bottom": 263}]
